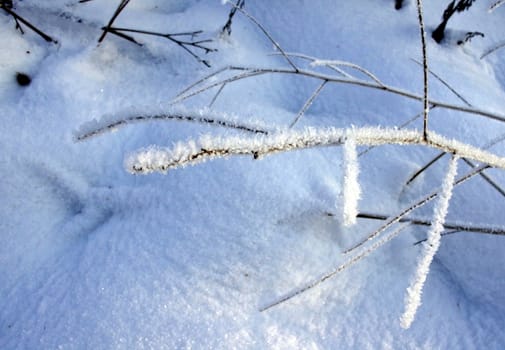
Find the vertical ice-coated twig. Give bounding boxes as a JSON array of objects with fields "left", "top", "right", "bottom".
[
  {"left": 400, "top": 154, "right": 459, "bottom": 329},
  {"left": 342, "top": 135, "right": 361, "bottom": 226}
]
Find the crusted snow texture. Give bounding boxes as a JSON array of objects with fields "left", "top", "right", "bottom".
[
  {"left": 400, "top": 155, "right": 459, "bottom": 329},
  {"left": 342, "top": 136, "right": 361, "bottom": 226}
]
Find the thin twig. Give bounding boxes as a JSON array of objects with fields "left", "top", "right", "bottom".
[
  {"left": 98, "top": 0, "right": 130, "bottom": 44},
  {"left": 221, "top": 0, "right": 244, "bottom": 36},
  {"left": 230, "top": 4, "right": 299, "bottom": 72},
  {"left": 76, "top": 112, "right": 269, "bottom": 141},
  {"left": 415, "top": 0, "right": 429, "bottom": 141},
  {"left": 413, "top": 230, "right": 459, "bottom": 245},
  {"left": 107, "top": 27, "right": 215, "bottom": 67},
  {"left": 208, "top": 83, "right": 227, "bottom": 108},
  {"left": 259, "top": 223, "right": 411, "bottom": 312},
  {"left": 289, "top": 80, "right": 328, "bottom": 128},
  {"left": 357, "top": 212, "right": 505, "bottom": 236},
  {"left": 98, "top": 0, "right": 130, "bottom": 43},
  {"left": 481, "top": 40, "right": 505, "bottom": 59},
  {"left": 1, "top": 6, "right": 55, "bottom": 42},
  {"left": 462, "top": 158, "right": 505, "bottom": 198},
  {"left": 489, "top": 0, "right": 505, "bottom": 12},
  {"left": 406, "top": 151, "right": 446, "bottom": 185},
  {"left": 411, "top": 58, "right": 472, "bottom": 107}
]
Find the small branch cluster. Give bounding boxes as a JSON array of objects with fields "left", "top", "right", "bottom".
[{"left": 97, "top": 0, "right": 215, "bottom": 67}]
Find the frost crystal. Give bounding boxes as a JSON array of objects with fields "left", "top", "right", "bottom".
[{"left": 342, "top": 135, "right": 361, "bottom": 226}]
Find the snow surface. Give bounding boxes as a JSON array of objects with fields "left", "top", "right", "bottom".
[{"left": 1, "top": 0, "right": 505, "bottom": 349}]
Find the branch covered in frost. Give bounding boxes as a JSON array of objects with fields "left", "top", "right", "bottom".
[
  {"left": 125, "top": 127, "right": 422, "bottom": 174},
  {"left": 75, "top": 110, "right": 270, "bottom": 141},
  {"left": 342, "top": 136, "right": 361, "bottom": 226},
  {"left": 125, "top": 127, "right": 505, "bottom": 174},
  {"left": 400, "top": 155, "right": 458, "bottom": 329}
]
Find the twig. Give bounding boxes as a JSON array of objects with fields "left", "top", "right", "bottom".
[
  {"left": 357, "top": 212, "right": 505, "bottom": 236},
  {"left": 259, "top": 223, "right": 411, "bottom": 312},
  {"left": 406, "top": 151, "right": 446, "bottom": 185},
  {"left": 415, "top": 0, "right": 429, "bottom": 141},
  {"left": 221, "top": 0, "right": 245, "bottom": 36},
  {"left": 75, "top": 112, "right": 269, "bottom": 141},
  {"left": 1, "top": 5, "right": 55, "bottom": 43},
  {"left": 230, "top": 4, "right": 298, "bottom": 72},
  {"left": 106, "top": 27, "right": 216, "bottom": 67},
  {"left": 289, "top": 80, "right": 328, "bottom": 128},
  {"left": 208, "top": 83, "right": 227, "bottom": 108},
  {"left": 98, "top": 0, "right": 130, "bottom": 43},
  {"left": 489, "top": 0, "right": 505, "bottom": 12},
  {"left": 411, "top": 58, "right": 472, "bottom": 107},
  {"left": 481, "top": 40, "right": 505, "bottom": 59}
]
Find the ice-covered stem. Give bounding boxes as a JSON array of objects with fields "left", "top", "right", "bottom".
[
  {"left": 400, "top": 154, "right": 459, "bottom": 329},
  {"left": 125, "top": 127, "right": 505, "bottom": 174},
  {"left": 415, "top": 0, "right": 429, "bottom": 141},
  {"left": 342, "top": 135, "right": 361, "bottom": 226}
]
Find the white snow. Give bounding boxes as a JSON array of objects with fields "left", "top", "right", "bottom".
[{"left": 2, "top": 0, "right": 505, "bottom": 349}]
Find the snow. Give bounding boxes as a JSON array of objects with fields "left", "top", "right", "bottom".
[{"left": 2, "top": 0, "right": 505, "bottom": 349}]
